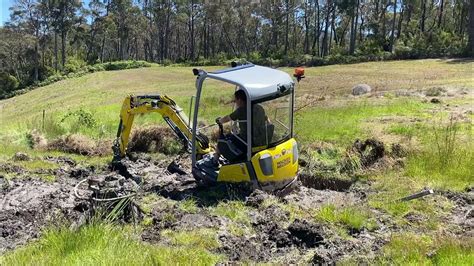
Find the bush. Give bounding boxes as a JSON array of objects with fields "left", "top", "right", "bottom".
[
  {"left": 60, "top": 108, "right": 97, "bottom": 134},
  {"left": 103, "top": 60, "right": 151, "bottom": 71},
  {"left": 63, "top": 57, "right": 87, "bottom": 74},
  {"left": 0, "top": 73, "right": 19, "bottom": 93}
]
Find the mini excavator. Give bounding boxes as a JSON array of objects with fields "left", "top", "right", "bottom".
[{"left": 112, "top": 63, "right": 305, "bottom": 192}]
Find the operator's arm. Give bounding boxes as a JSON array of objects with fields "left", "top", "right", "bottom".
[
  {"left": 218, "top": 115, "right": 231, "bottom": 124},
  {"left": 218, "top": 107, "right": 245, "bottom": 124}
]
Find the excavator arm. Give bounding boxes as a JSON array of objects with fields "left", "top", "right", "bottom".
[{"left": 112, "top": 94, "right": 210, "bottom": 161}]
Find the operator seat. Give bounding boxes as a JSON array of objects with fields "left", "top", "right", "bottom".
[
  {"left": 217, "top": 137, "right": 245, "bottom": 162},
  {"left": 218, "top": 123, "right": 275, "bottom": 163}
]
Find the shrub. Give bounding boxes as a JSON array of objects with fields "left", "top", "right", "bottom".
[
  {"left": 0, "top": 73, "right": 19, "bottom": 93},
  {"left": 60, "top": 108, "right": 97, "bottom": 130},
  {"left": 103, "top": 60, "right": 151, "bottom": 71}
]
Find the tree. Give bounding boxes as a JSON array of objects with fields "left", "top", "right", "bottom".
[
  {"left": 11, "top": 0, "right": 42, "bottom": 82},
  {"left": 1, "top": 0, "right": 472, "bottom": 98},
  {"left": 468, "top": 0, "right": 474, "bottom": 56}
]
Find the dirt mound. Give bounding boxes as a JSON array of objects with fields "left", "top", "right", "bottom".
[
  {"left": 127, "top": 126, "right": 180, "bottom": 154},
  {"left": 26, "top": 129, "right": 48, "bottom": 149},
  {"left": 47, "top": 134, "right": 111, "bottom": 156},
  {"left": 351, "top": 138, "right": 385, "bottom": 167}
]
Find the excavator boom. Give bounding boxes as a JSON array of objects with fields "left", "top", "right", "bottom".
[{"left": 112, "top": 94, "right": 210, "bottom": 161}]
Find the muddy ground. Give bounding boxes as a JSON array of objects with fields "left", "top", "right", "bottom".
[{"left": 1, "top": 145, "right": 472, "bottom": 263}]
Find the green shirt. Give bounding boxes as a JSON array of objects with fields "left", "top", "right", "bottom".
[{"left": 229, "top": 104, "right": 267, "bottom": 146}]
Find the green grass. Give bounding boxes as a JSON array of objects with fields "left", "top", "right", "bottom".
[
  {"left": 387, "top": 122, "right": 426, "bottom": 140},
  {"left": 295, "top": 98, "right": 429, "bottom": 144},
  {"left": 178, "top": 198, "right": 199, "bottom": 214},
  {"left": 314, "top": 204, "right": 375, "bottom": 231},
  {"left": 209, "top": 201, "right": 251, "bottom": 225},
  {"left": 0, "top": 223, "right": 222, "bottom": 265},
  {"left": 15, "top": 159, "right": 59, "bottom": 171},
  {"left": 0, "top": 142, "right": 111, "bottom": 165},
  {"left": 138, "top": 194, "right": 163, "bottom": 214},
  {"left": 379, "top": 233, "right": 474, "bottom": 265},
  {"left": 368, "top": 173, "right": 452, "bottom": 230},
  {"left": 161, "top": 228, "right": 220, "bottom": 250},
  {"left": 261, "top": 197, "right": 306, "bottom": 223},
  {"left": 387, "top": 116, "right": 473, "bottom": 191},
  {"left": 406, "top": 145, "right": 474, "bottom": 191},
  {"left": 1, "top": 59, "right": 471, "bottom": 144}
]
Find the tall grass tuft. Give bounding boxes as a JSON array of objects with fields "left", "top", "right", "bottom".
[
  {"left": 0, "top": 223, "right": 223, "bottom": 265},
  {"left": 406, "top": 115, "right": 473, "bottom": 191}
]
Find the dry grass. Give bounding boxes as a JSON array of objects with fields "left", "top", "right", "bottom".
[
  {"left": 47, "top": 134, "right": 111, "bottom": 156},
  {"left": 286, "top": 59, "right": 474, "bottom": 97},
  {"left": 128, "top": 126, "right": 182, "bottom": 155}
]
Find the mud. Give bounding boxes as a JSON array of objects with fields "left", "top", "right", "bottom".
[
  {"left": 1, "top": 150, "right": 472, "bottom": 263},
  {"left": 0, "top": 177, "right": 84, "bottom": 253},
  {"left": 439, "top": 190, "right": 474, "bottom": 237},
  {"left": 216, "top": 209, "right": 325, "bottom": 262},
  {"left": 299, "top": 173, "right": 353, "bottom": 191}
]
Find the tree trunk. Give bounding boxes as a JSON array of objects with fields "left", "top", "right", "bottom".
[
  {"left": 190, "top": 0, "right": 195, "bottom": 61},
  {"left": 420, "top": 0, "right": 426, "bottom": 32},
  {"left": 374, "top": 0, "right": 380, "bottom": 36},
  {"left": 321, "top": 1, "right": 331, "bottom": 57},
  {"left": 459, "top": 4, "right": 465, "bottom": 35},
  {"left": 61, "top": 30, "right": 66, "bottom": 67},
  {"left": 468, "top": 0, "right": 474, "bottom": 56},
  {"left": 34, "top": 39, "right": 39, "bottom": 81},
  {"left": 284, "top": 0, "right": 289, "bottom": 55},
  {"left": 331, "top": 5, "right": 337, "bottom": 46},
  {"left": 381, "top": 0, "right": 387, "bottom": 37},
  {"left": 405, "top": 1, "right": 412, "bottom": 35},
  {"left": 54, "top": 31, "right": 58, "bottom": 71},
  {"left": 349, "top": 0, "right": 359, "bottom": 55},
  {"left": 303, "top": 1, "right": 310, "bottom": 54},
  {"left": 397, "top": 5, "right": 403, "bottom": 39},
  {"left": 312, "top": 0, "right": 320, "bottom": 56},
  {"left": 437, "top": 0, "right": 444, "bottom": 29},
  {"left": 389, "top": 0, "right": 397, "bottom": 52}
]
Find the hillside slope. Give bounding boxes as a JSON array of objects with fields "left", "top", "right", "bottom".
[{"left": 1, "top": 59, "right": 472, "bottom": 132}]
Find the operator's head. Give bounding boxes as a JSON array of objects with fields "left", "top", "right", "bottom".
[{"left": 234, "top": 89, "right": 246, "bottom": 108}]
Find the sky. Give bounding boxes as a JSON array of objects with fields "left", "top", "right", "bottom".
[
  {"left": 0, "top": 0, "right": 91, "bottom": 26},
  {"left": 0, "top": 0, "right": 14, "bottom": 26}
]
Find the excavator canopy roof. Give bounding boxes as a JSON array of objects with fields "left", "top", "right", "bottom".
[{"left": 205, "top": 64, "right": 294, "bottom": 101}]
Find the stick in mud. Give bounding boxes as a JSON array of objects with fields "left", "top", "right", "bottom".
[{"left": 398, "top": 188, "right": 434, "bottom": 202}]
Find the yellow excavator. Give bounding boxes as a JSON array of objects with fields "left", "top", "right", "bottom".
[{"left": 112, "top": 62, "right": 304, "bottom": 192}]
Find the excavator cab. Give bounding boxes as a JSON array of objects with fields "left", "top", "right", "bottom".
[
  {"left": 191, "top": 63, "right": 300, "bottom": 192},
  {"left": 112, "top": 63, "right": 302, "bottom": 193}
]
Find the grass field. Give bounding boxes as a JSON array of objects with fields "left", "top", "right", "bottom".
[
  {"left": 0, "top": 59, "right": 471, "bottom": 140},
  {"left": 1, "top": 59, "right": 473, "bottom": 264}
]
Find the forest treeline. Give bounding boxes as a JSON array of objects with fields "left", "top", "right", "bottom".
[{"left": 1, "top": 0, "right": 473, "bottom": 98}]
